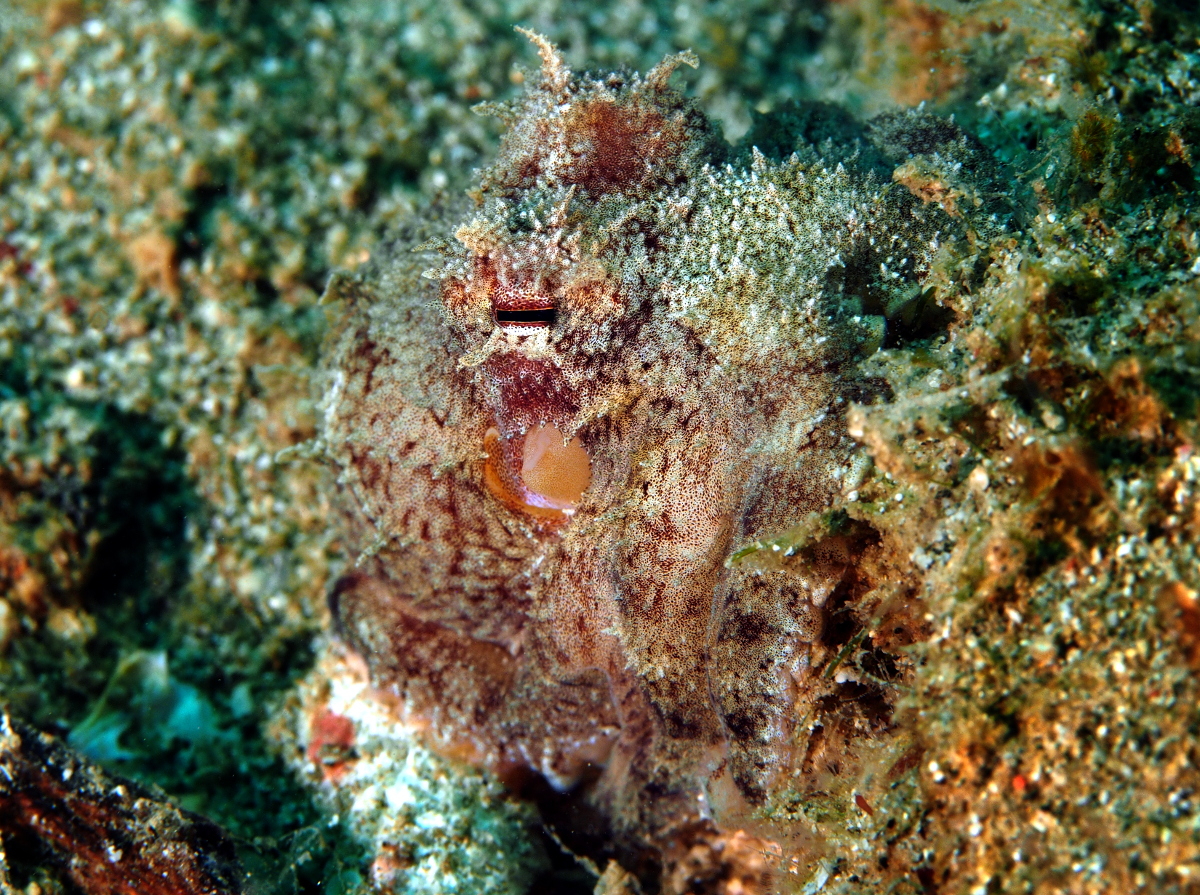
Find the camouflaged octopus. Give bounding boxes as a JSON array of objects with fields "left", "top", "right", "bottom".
[{"left": 321, "top": 33, "right": 965, "bottom": 889}]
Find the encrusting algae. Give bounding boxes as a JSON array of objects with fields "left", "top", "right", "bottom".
[{"left": 319, "top": 31, "right": 1000, "bottom": 891}]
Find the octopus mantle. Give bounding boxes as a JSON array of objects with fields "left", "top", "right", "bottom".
[{"left": 322, "top": 33, "right": 960, "bottom": 886}]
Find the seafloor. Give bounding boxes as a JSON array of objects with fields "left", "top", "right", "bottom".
[{"left": 0, "top": 0, "right": 1198, "bottom": 893}]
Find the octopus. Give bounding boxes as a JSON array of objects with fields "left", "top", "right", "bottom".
[{"left": 321, "top": 32, "right": 965, "bottom": 892}]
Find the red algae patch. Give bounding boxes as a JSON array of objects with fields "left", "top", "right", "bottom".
[{"left": 306, "top": 706, "right": 357, "bottom": 782}]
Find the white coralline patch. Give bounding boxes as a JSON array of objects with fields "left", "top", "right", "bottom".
[{"left": 281, "top": 650, "right": 548, "bottom": 895}]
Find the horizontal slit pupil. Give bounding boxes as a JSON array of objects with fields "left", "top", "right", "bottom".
[{"left": 496, "top": 308, "right": 556, "bottom": 325}]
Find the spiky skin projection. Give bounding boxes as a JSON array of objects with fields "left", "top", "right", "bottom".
[{"left": 321, "top": 33, "right": 959, "bottom": 889}]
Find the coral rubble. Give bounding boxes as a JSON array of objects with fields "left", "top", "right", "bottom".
[{"left": 276, "top": 647, "right": 551, "bottom": 895}]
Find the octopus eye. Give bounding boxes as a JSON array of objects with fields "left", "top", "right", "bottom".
[
  {"left": 490, "top": 273, "right": 556, "bottom": 329},
  {"left": 495, "top": 307, "right": 556, "bottom": 326},
  {"left": 483, "top": 424, "right": 591, "bottom": 519}
]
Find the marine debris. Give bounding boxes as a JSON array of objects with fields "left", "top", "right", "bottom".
[{"left": 0, "top": 710, "right": 242, "bottom": 895}]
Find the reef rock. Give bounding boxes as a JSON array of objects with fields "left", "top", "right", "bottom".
[{"left": 320, "top": 33, "right": 973, "bottom": 889}]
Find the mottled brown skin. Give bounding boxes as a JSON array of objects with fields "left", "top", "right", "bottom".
[{"left": 323, "top": 35, "right": 954, "bottom": 890}]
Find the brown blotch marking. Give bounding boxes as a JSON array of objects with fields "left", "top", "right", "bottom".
[
  {"left": 349, "top": 446, "right": 385, "bottom": 493},
  {"left": 340, "top": 577, "right": 518, "bottom": 734},
  {"left": 1090, "top": 356, "right": 1169, "bottom": 443},
  {"left": 347, "top": 333, "right": 386, "bottom": 397},
  {"left": 1014, "top": 441, "right": 1106, "bottom": 532},
  {"left": 557, "top": 262, "right": 629, "bottom": 324},
  {"left": 563, "top": 98, "right": 686, "bottom": 196},
  {"left": 440, "top": 274, "right": 474, "bottom": 318},
  {"left": 483, "top": 353, "right": 579, "bottom": 435},
  {"left": 1164, "top": 581, "right": 1200, "bottom": 668}
]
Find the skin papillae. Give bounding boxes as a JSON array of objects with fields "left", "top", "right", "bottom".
[{"left": 323, "top": 32, "right": 958, "bottom": 891}]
